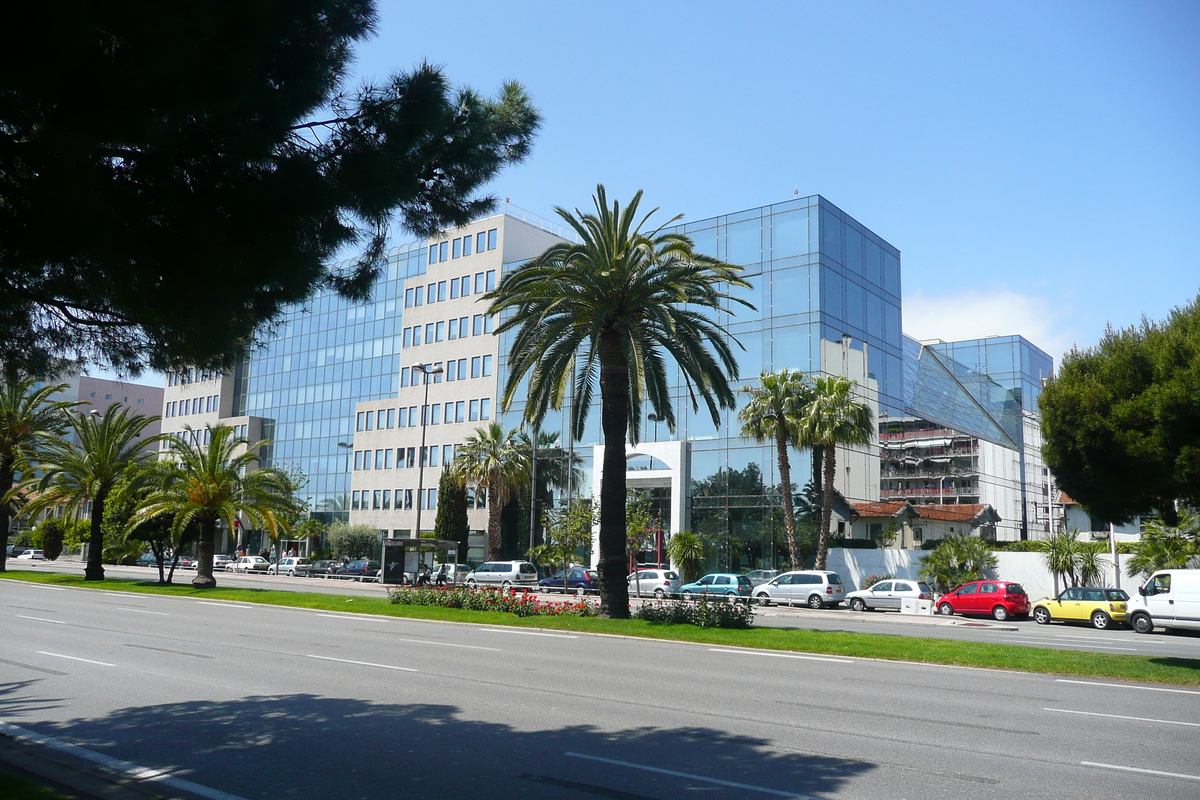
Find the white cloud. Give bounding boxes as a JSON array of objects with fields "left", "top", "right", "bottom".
[{"left": 902, "top": 288, "right": 1080, "bottom": 368}]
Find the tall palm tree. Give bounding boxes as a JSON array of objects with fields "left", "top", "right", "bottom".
[
  {"left": 797, "top": 375, "right": 874, "bottom": 570},
  {"left": 23, "top": 403, "right": 161, "bottom": 580},
  {"left": 448, "top": 422, "right": 529, "bottom": 560},
  {"left": 134, "top": 424, "right": 296, "bottom": 589},
  {"left": 738, "top": 369, "right": 814, "bottom": 571},
  {"left": 0, "top": 374, "right": 76, "bottom": 572},
  {"left": 487, "top": 185, "right": 751, "bottom": 618}
]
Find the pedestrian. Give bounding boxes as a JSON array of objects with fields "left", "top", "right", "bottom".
[{"left": 436, "top": 564, "right": 448, "bottom": 588}]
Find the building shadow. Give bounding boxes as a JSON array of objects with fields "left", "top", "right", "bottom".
[{"left": 19, "top": 693, "right": 875, "bottom": 799}]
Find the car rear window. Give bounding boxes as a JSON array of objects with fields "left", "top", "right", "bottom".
[
  {"left": 1005, "top": 583, "right": 1026, "bottom": 595},
  {"left": 829, "top": 574, "right": 843, "bottom": 585},
  {"left": 665, "top": 571, "right": 678, "bottom": 579},
  {"left": 1106, "top": 589, "right": 1129, "bottom": 601},
  {"left": 520, "top": 564, "right": 537, "bottom": 574},
  {"left": 738, "top": 576, "right": 752, "bottom": 586}
]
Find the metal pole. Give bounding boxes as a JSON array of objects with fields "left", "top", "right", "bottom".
[
  {"left": 529, "top": 425, "right": 538, "bottom": 552},
  {"left": 1109, "top": 522, "right": 1120, "bottom": 589},
  {"left": 413, "top": 362, "right": 443, "bottom": 548}
]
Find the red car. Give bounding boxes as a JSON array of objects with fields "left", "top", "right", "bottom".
[{"left": 937, "top": 580, "right": 1029, "bottom": 621}]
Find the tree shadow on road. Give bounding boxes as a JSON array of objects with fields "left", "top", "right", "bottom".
[{"left": 21, "top": 693, "right": 875, "bottom": 799}]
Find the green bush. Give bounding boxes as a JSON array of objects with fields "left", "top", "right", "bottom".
[
  {"left": 633, "top": 595, "right": 755, "bottom": 629},
  {"left": 861, "top": 573, "right": 894, "bottom": 589},
  {"left": 387, "top": 586, "right": 597, "bottom": 618}
]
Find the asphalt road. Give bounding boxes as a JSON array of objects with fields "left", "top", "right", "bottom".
[
  {"left": 11, "top": 560, "right": 1200, "bottom": 660},
  {"left": 2, "top": 577, "right": 1199, "bottom": 800}
]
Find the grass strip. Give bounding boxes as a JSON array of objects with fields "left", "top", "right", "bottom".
[{"left": 4, "top": 571, "right": 1198, "bottom": 687}]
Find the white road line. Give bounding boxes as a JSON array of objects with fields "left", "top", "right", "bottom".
[
  {"left": 483, "top": 628, "right": 577, "bottom": 639},
  {"left": 16, "top": 615, "right": 65, "bottom": 624},
  {"left": 1081, "top": 761, "right": 1200, "bottom": 781},
  {"left": 305, "top": 654, "right": 417, "bottom": 672},
  {"left": 565, "top": 752, "right": 816, "bottom": 798},
  {"left": 1056, "top": 679, "right": 1200, "bottom": 696},
  {"left": 22, "top": 584, "right": 66, "bottom": 591},
  {"left": 116, "top": 607, "right": 169, "bottom": 616},
  {"left": 708, "top": 648, "right": 854, "bottom": 664},
  {"left": 0, "top": 720, "right": 251, "bottom": 800},
  {"left": 393, "top": 637, "right": 501, "bottom": 652},
  {"left": 37, "top": 651, "right": 116, "bottom": 667},
  {"left": 197, "top": 601, "right": 252, "bottom": 609},
  {"left": 1046, "top": 707, "right": 1200, "bottom": 727}
]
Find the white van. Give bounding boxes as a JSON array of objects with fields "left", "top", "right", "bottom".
[
  {"left": 1127, "top": 569, "right": 1200, "bottom": 634},
  {"left": 464, "top": 561, "right": 539, "bottom": 589}
]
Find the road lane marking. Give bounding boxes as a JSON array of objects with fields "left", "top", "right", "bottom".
[
  {"left": 197, "top": 601, "right": 252, "bottom": 609},
  {"left": 21, "top": 584, "right": 66, "bottom": 591},
  {"left": 1081, "top": 761, "right": 1200, "bottom": 781},
  {"left": 392, "top": 637, "right": 501, "bottom": 652},
  {"left": 37, "top": 651, "right": 115, "bottom": 667},
  {"left": 0, "top": 720, "right": 251, "bottom": 800},
  {"left": 483, "top": 629, "right": 577, "bottom": 639},
  {"left": 305, "top": 654, "right": 417, "bottom": 672},
  {"left": 565, "top": 752, "right": 817, "bottom": 798},
  {"left": 1045, "top": 708, "right": 1200, "bottom": 727},
  {"left": 1056, "top": 679, "right": 1200, "bottom": 695},
  {"left": 116, "top": 607, "right": 170, "bottom": 616},
  {"left": 16, "top": 615, "right": 65, "bottom": 624},
  {"left": 708, "top": 648, "right": 854, "bottom": 664}
]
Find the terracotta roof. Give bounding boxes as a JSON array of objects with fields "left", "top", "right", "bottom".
[
  {"left": 850, "top": 501, "right": 909, "bottom": 517},
  {"left": 1058, "top": 491, "right": 1077, "bottom": 505},
  {"left": 914, "top": 503, "right": 990, "bottom": 522}
]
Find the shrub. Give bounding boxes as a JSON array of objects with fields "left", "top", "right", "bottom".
[
  {"left": 861, "top": 573, "right": 894, "bottom": 589},
  {"left": 37, "top": 519, "right": 65, "bottom": 560},
  {"left": 633, "top": 595, "right": 755, "bottom": 629},
  {"left": 387, "top": 586, "right": 597, "bottom": 618}
]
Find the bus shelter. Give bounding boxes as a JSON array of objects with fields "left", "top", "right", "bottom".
[{"left": 381, "top": 538, "right": 462, "bottom": 585}]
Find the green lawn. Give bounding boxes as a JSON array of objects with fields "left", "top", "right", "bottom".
[{"left": 4, "top": 571, "right": 1198, "bottom": 687}]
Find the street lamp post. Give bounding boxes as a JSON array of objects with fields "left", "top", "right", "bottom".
[
  {"left": 647, "top": 413, "right": 660, "bottom": 443},
  {"left": 413, "top": 362, "right": 443, "bottom": 550}
]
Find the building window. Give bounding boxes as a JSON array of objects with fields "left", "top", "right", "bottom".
[
  {"left": 452, "top": 239, "right": 461, "bottom": 259},
  {"left": 354, "top": 450, "right": 363, "bottom": 470},
  {"left": 382, "top": 490, "right": 391, "bottom": 510},
  {"left": 408, "top": 406, "right": 418, "bottom": 426},
  {"left": 474, "top": 272, "right": 485, "bottom": 294},
  {"left": 424, "top": 323, "right": 433, "bottom": 344},
  {"left": 400, "top": 367, "right": 409, "bottom": 387},
  {"left": 435, "top": 321, "right": 444, "bottom": 342},
  {"left": 482, "top": 354, "right": 492, "bottom": 377},
  {"left": 437, "top": 281, "right": 447, "bottom": 301},
  {"left": 438, "top": 241, "right": 448, "bottom": 261},
  {"left": 351, "top": 491, "right": 360, "bottom": 510},
  {"left": 415, "top": 285, "right": 424, "bottom": 306},
  {"left": 386, "top": 408, "right": 395, "bottom": 428},
  {"left": 372, "top": 490, "right": 381, "bottom": 510},
  {"left": 356, "top": 412, "right": 364, "bottom": 431},
  {"left": 384, "top": 448, "right": 393, "bottom": 469},
  {"left": 462, "top": 234, "right": 472, "bottom": 256},
  {"left": 428, "top": 446, "right": 439, "bottom": 467},
  {"left": 444, "top": 403, "right": 453, "bottom": 424},
  {"left": 412, "top": 326, "right": 422, "bottom": 346},
  {"left": 471, "top": 356, "right": 481, "bottom": 378},
  {"left": 483, "top": 314, "right": 493, "bottom": 334},
  {"left": 455, "top": 400, "right": 465, "bottom": 422},
  {"left": 486, "top": 270, "right": 496, "bottom": 291},
  {"left": 459, "top": 276, "right": 470, "bottom": 297},
  {"left": 433, "top": 363, "right": 443, "bottom": 383},
  {"left": 450, "top": 279, "right": 459, "bottom": 300},
  {"left": 405, "top": 288, "right": 414, "bottom": 308},
  {"left": 446, "top": 360, "right": 457, "bottom": 381},
  {"left": 88, "top": 392, "right": 95, "bottom": 398},
  {"left": 447, "top": 320, "right": 457, "bottom": 340},
  {"left": 481, "top": 398, "right": 490, "bottom": 420},
  {"left": 430, "top": 403, "right": 441, "bottom": 424},
  {"left": 403, "top": 489, "right": 413, "bottom": 510},
  {"left": 402, "top": 328, "right": 412, "bottom": 348},
  {"left": 472, "top": 315, "right": 482, "bottom": 336},
  {"left": 374, "top": 449, "right": 384, "bottom": 469},
  {"left": 428, "top": 244, "right": 438, "bottom": 264},
  {"left": 458, "top": 317, "right": 469, "bottom": 338},
  {"left": 469, "top": 400, "right": 479, "bottom": 421},
  {"left": 365, "top": 410, "right": 374, "bottom": 431},
  {"left": 443, "top": 444, "right": 454, "bottom": 464},
  {"left": 487, "top": 228, "right": 497, "bottom": 250},
  {"left": 105, "top": 394, "right": 112, "bottom": 400},
  {"left": 476, "top": 231, "right": 486, "bottom": 253}
]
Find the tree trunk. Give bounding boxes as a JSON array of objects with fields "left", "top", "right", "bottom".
[
  {"left": 776, "top": 427, "right": 799, "bottom": 571},
  {"left": 597, "top": 330, "right": 631, "bottom": 619},
  {"left": 0, "top": 465, "right": 12, "bottom": 573},
  {"left": 487, "top": 479, "right": 503, "bottom": 560},
  {"left": 193, "top": 518, "right": 218, "bottom": 589},
  {"left": 815, "top": 445, "right": 837, "bottom": 570},
  {"left": 84, "top": 493, "right": 106, "bottom": 581}
]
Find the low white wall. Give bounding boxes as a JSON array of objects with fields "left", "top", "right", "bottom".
[{"left": 825, "top": 548, "right": 1132, "bottom": 600}]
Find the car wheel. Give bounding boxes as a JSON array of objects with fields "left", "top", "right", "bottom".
[
  {"left": 1033, "top": 606, "right": 1051, "bottom": 625},
  {"left": 1131, "top": 613, "right": 1154, "bottom": 634},
  {"left": 287, "top": 570, "right": 295, "bottom": 577},
  {"left": 755, "top": 592, "right": 770, "bottom": 606},
  {"left": 653, "top": 588, "right": 665, "bottom": 599},
  {"left": 466, "top": 579, "right": 476, "bottom": 588},
  {"left": 682, "top": 590, "right": 692, "bottom": 596},
  {"left": 501, "top": 580, "right": 512, "bottom": 590},
  {"left": 849, "top": 598, "right": 866, "bottom": 612},
  {"left": 992, "top": 605, "right": 1010, "bottom": 622},
  {"left": 1091, "top": 610, "right": 1111, "bottom": 630},
  {"left": 807, "top": 594, "right": 824, "bottom": 610},
  {"left": 938, "top": 603, "right": 955, "bottom": 616}
]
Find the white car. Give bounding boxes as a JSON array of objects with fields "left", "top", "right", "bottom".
[
  {"left": 845, "top": 579, "right": 933, "bottom": 612},
  {"left": 627, "top": 568, "right": 681, "bottom": 598},
  {"left": 464, "top": 561, "right": 539, "bottom": 589},
  {"left": 431, "top": 564, "right": 472, "bottom": 585},
  {"left": 226, "top": 556, "right": 270, "bottom": 573},
  {"left": 753, "top": 570, "right": 846, "bottom": 608},
  {"left": 267, "top": 557, "right": 312, "bottom": 576},
  {"left": 15, "top": 549, "right": 44, "bottom": 560}
]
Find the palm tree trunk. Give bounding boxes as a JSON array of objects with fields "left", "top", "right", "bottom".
[
  {"left": 193, "top": 518, "right": 218, "bottom": 589},
  {"left": 776, "top": 429, "right": 799, "bottom": 571},
  {"left": 815, "top": 446, "right": 837, "bottom": 570},
  {"left": 487, "top": 479, "right": 503, "bottom": 560},
  {"left": 597, "top": 330, "right": 631, "bottom": 619},
  {"left": 84, "top": 493, "right": 107, "bottom": 581},
  {"left": 0, "top": 465, "right": 12, "bottom": 573}
]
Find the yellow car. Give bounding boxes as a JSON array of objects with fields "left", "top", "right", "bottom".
[{"left": 1032, "top": 587, "right": 1129, "bottom": 629}]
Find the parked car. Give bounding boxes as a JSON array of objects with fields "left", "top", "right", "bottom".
[
  {"left": 336, "top": 559, "right": 380, "bottom": 581},
  {"left": 213, "top": 555, "right": 234, "bottom": 570},
  {"left": 1032, "top": 587, "right": 1128, "bottom": 629},
  {"left": 268, "top": 557, "right": 312, "bottom": 576},
  {"left": 679, "top": 573, "right": 753, "bottom": 598},
  {"left": 16, "top": 549, "right": 44, "bottom": 560},
  {"left": 308, "top": 559, "right": 343, "bottom": 578},
  {"left": 227, "top": 556, "right": 270, "bottom": 573},
  {"left": 753, "top": 570, "right": 846, "bottom": 608},
  {"left": 464, "top": 561, "right": 539, "bottom": 589},
  {"left": 846, "top": 579, "right": 934, "bottom": 612},
  {"left": 628, "top": 568, "right": 682, "bottom": 598},
  {"left": 431, "top": 563, "right": 472, "bottom": 585},
  {"left": 937, "top": 580, "right": 1029, "bottom": 621},
  {"left": 175, "top": 556, "right": 197, "bottom": 569},
  {"left": 742, "top": 569, "right": 781, "bottom": 586},
  {"left": 539, "top": 568, "right": 599, "bottom": 595},
  {"left": 136, "top": 552, "right": 158, "bottom": 567},
  {"left": 1127, "top": 569, "right": 1200, "bottom": 634}
]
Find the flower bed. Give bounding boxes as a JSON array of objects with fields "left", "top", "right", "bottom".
[
  {"left": 387, "top": 585, "right": 597, "bottom": 617},
  {"left": 633, "top": 595, "right": 755, "bottom": 629}
]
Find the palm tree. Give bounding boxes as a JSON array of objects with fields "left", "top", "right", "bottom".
[
  {"left": 1126, "top": 511, "right": 1200, "bottom": 578},
  {"left": 0, "top": 374, "right": 76, "bottom": 572},
  {"left": 134, "top": 424, "right": 296, "bottom": 588},
  {"left": 487, "top": 185, "right": 751, "bottom": 618},
  {"left": 918, "top": 533, "right": 998, "bottom": 594},
  {"left": 23, "top": 403, "right": 160, "bottom": 580},
  {"left": 448, "top": 422, "right": 529, "bottom": 560},
  {"left": 797, "top": 375, "right": 874, "bottom": 570},
  {"left": 738, "top": 369, "right": 813, "bottom": 571}
]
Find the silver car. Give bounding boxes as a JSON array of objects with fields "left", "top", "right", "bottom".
[
  {"left": 754, "top": 570, "right": 846, "bottom": 608},
  {"left": 845, "top": 579, "right": 933, "bottom": 612},
  {"left": 743, "top": 569, "right": 781, "bottom": 586},
  {"left": 465, "top": 561, "right": 539, "bottom": 589},
  {"left": 267, "top": 557, "right": 312, "bottom": 576},
  {"left": 627, "top": 569, "right": 682, "bottom": 598}
]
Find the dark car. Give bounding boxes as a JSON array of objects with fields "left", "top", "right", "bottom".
[
  {"left": 308, "top": 560, "right": 342, "bottom": 578},
  {"left": 539, "top": 568, "right": 599, "bottom": 595},
  {"left": 337, "top": 559, "right": 380, "bottom": 582},
  {"left": 937, "top": 580, "right": 1030, "bottom": 621}
]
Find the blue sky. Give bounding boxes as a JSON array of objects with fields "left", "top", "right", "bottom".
[{"left": 350, "top": 0, "right": 1198, "bottom": 366}]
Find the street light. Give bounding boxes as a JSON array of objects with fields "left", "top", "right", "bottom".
[
  {"left": 647, "top": 413, "right": 660, "bottom": 443},
  {"left": 412, "top": 362, "right": 443, "bottom": 543}
]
